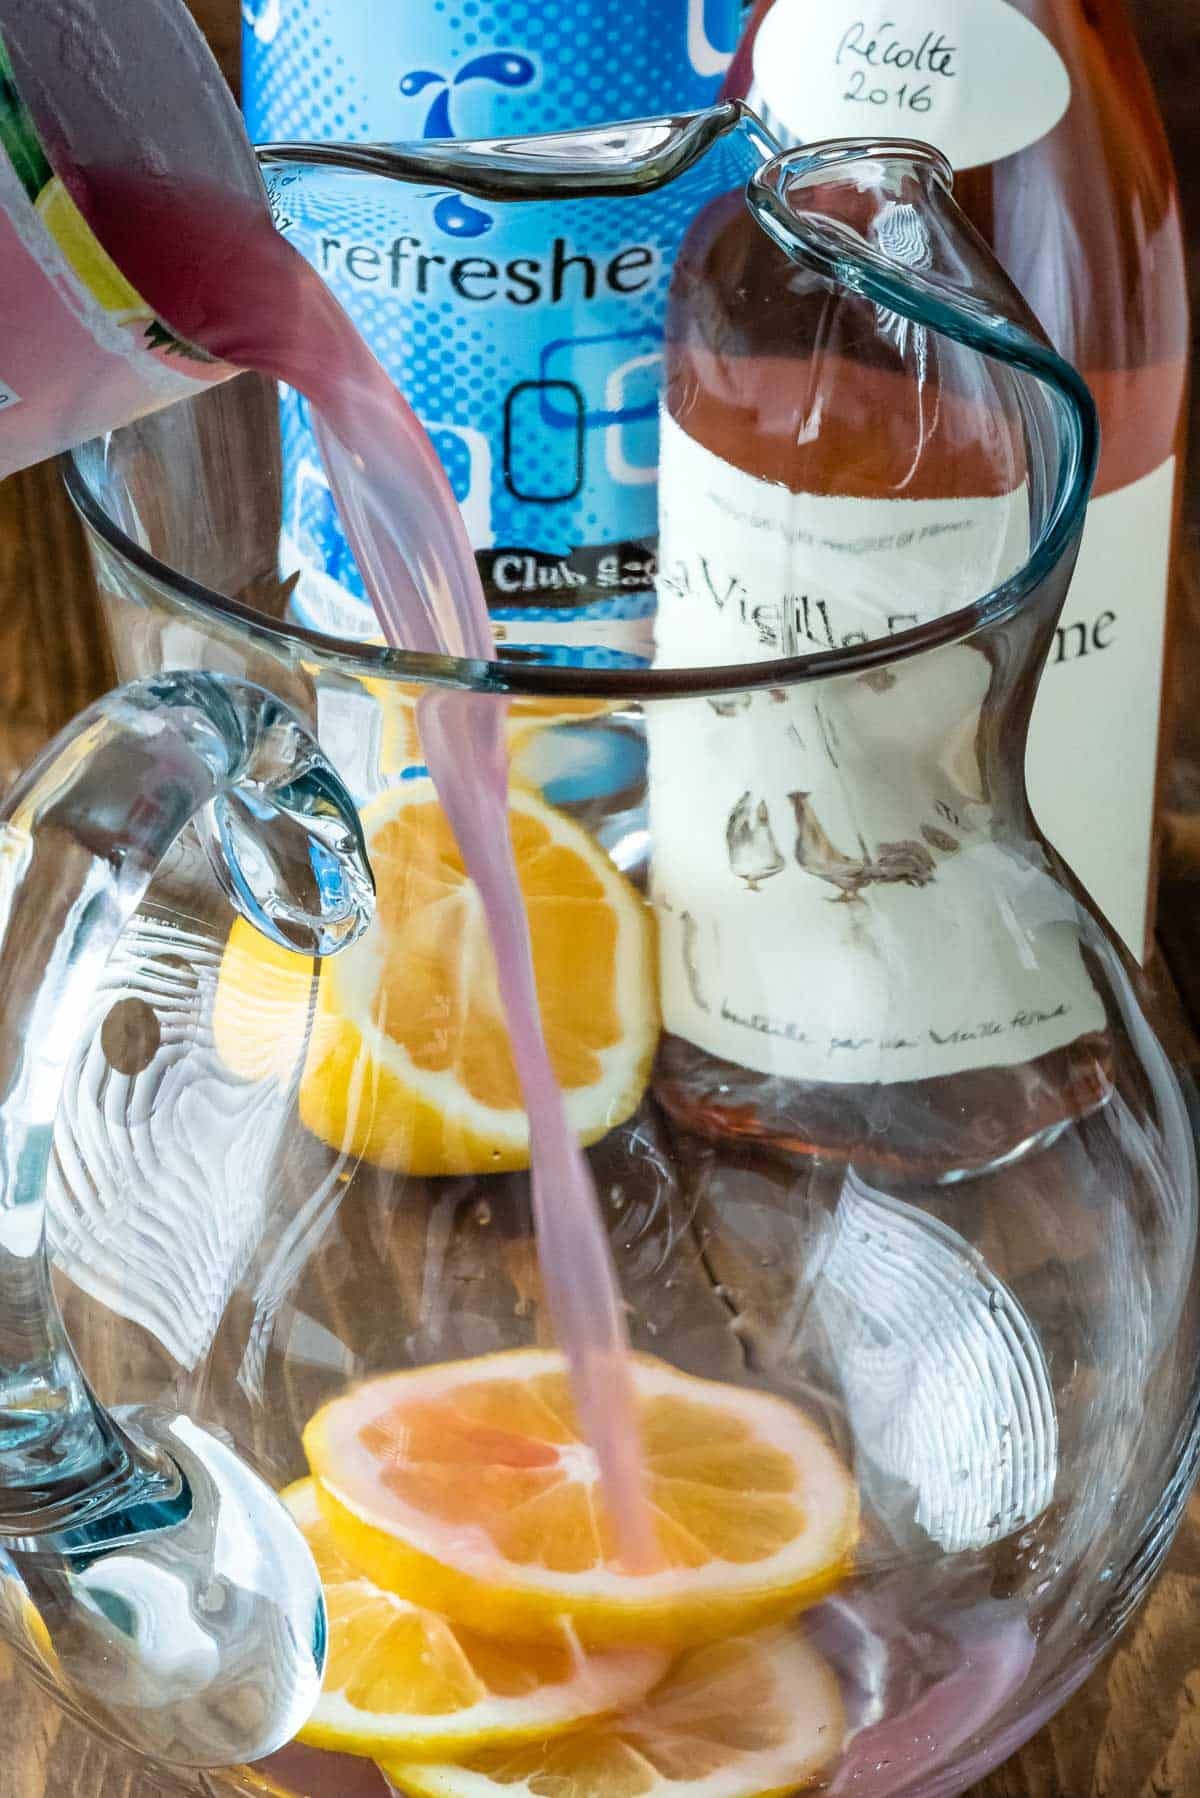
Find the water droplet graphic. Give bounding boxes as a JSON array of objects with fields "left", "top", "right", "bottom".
[
  {"left": 399, "top": 68, "right": 444, "bottom": 97},
  {"left": 433, "top": 195, "right": 493, "bottom": 239},
  {"left": 455, "top": 52, "right": 537, "bottom": 90}
]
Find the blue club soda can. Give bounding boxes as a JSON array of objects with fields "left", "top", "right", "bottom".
[{"left": 242, "top": 0, "right": 742, "bottom": 666}]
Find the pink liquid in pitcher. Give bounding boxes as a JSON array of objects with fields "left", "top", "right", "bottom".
[{"left": 76, "top": 167, "right": 655, "bottom": 1570}]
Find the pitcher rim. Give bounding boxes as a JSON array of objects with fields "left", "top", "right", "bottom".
[
  {"left": 63, "top": 390, "right": 1094, "bottom": 704},
  {"left": 61, "top": 115, "right": 1098, "bottom": 704}
]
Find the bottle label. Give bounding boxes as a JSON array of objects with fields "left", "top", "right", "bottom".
[
  {"left": 271, "top": 203, "right": 668, "bottom": 667},
  {"left": 1027, "top": 458, "right": 1176, "bottom": 960},
  {"left": 650, "top": 410, "right": 1106, "bottom": 1086},
  {"left": 244, "top": 0, "right": 741, "bottom": 659},
  {"left": 748, "top": 0, "right": 1071, "bottom": 171},
  {"left": 0, "top": 30, "right": 225, "bottom": 479}
]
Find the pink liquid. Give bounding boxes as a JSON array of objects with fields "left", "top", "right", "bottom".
[
  {"left": 77, "top": 167, "right": 654, "bottom": 1569},
  {"left": 823, "top": 1601, "right": 1036, "bottom": 1795}
]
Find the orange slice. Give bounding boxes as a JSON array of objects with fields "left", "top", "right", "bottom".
[
  {"left": 304, "top": 1350, "right": 858, "bottom": 1649},
  {"left": 384, "top": 1630, "right": 846, "bottom": 1798},
  {"left": 0, "top": 1562, "right": 56, "bottom": 1679},
  {"left": 294, "top": 780, "right": 658, "bottom": 1174},
  {"left": 283, "top": 1480, "right": 665, "bottom": 1759}
]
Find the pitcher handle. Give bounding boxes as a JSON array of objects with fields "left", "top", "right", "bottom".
[{"left": 0, "top": 671, "right": 373, "bottom": 1534}]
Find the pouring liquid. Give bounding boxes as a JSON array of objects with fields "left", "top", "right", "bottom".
[{"left": 76, "top": 167, "right": 655, "bottom": 1571}]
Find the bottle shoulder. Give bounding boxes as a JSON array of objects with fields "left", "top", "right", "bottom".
[
  {"left": 730, "top": 0, "right": 1189, "bottom": 378},
  {"left": 725, "top": 0, "right": 1189, "bottom": 482},
  {"left": 959, "top": 1, "right": 1186, "bottom": 371}
]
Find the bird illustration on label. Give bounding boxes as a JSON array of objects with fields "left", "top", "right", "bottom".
[
  {"left": 726, "top": 792, "right": 786, "bottom": 891},
  {"left": 788, "top": 791, "right": 938, "bottom": 902}
]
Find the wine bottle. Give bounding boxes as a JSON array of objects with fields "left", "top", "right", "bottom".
[
  {"left": 726, "top": 0, "right": 1189, "bottom": 961},
  {"left": 648, "top": 164, "right": 1113, "bottom": 1179}
]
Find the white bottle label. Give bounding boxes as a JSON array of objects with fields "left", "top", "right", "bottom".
[
  {"left": 650, "top": 410, "right": 1106, "bottom": 1086},
  {"left": 0, "top": 377, "right": 20, "bottom": 412},
  {"left": 750, "top": 0, "right": 1071, "bottom": 171},
  {"left": 1027, "top": 459, "right": 1176, "bottom": 960}
]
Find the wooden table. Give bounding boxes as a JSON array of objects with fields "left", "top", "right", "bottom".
[{"left": 5, "top": 2, "right": 1200, "bottom": 1793}]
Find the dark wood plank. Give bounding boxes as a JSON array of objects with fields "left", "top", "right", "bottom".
[
  {"left": 189, "top": 0, "right": 241, "bottom": 89},
  {"left": 0, "top": 457, "right": 114, "bottom": 783}
]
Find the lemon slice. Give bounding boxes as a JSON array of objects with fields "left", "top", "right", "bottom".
[
  {"left": 283, "top": 1480, "right": 665, "bottom": 1759},
  {"left": 35, "top": 176, "right": 150, "bottom": 321},
  {"left": 384, "top": 1630, "right": 846, "bottom": 1798},
  {"left": 0, "top": 1563, "right": 56, "bottom": 1677},
  {"left": 230, "top": 779, "right": 657, "bottom": 1175},
  {"left": 305, "top": 1350, "right": 859, "bottom": 1649}
]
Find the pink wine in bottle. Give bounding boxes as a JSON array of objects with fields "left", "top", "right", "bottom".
[
  {"left": 650, "top": 173, "right": 1113, "bottom": 1179},
  {"left": 727, "top": 0, "right": 1188, "bottom": 962}
]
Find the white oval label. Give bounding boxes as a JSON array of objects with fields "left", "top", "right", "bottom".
[{"left": 750, "top": 0, "right": 1072, "bottom": 172}]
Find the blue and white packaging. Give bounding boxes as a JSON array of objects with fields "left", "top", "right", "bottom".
[{"left": 242, "top": 0, "right": 742, "bottom": 663}]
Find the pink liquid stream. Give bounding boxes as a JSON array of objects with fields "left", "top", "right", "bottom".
[{"left": 79, "top": 168, "right": 655, "bottom": 1570}]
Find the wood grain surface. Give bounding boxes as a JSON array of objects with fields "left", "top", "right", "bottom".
[{"left": 3, "top": 2, "right": 1200, "bottom": 1795}]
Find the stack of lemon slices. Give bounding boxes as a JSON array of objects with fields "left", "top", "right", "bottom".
[{"left": 286, "top": 1347, "right": 860, "bottom": 1798}]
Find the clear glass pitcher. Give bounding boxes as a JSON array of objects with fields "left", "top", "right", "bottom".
[{"left": 0, "top": 111, "right": 1193, "bottom": 1798}]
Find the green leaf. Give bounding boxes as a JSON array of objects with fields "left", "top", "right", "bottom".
[
  {"left": 143, "top": 317, "right": 212, "bottom": 364},
  {"left": 0, "top": 32, "right": 53, "bottom": 202}
]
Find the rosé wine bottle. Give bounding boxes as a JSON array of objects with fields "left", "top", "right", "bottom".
[{"left": 725, "top": 0, "right": 1188, "bottom": 963}]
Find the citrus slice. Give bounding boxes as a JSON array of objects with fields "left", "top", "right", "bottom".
[
  {"left": 384, "top": 1630, "right": 846, "bottom": 1798},
  {"left": 304, "top": 1350, "right": 858, "bottom": 1649},
  {"left": 0, "top": 1563, "right": 56, "bottom": 1677},
  {"left": 283, "top": 1480, "right": 665, "bottom": 1759},
  {"left": 295, "top": 779, "right": 659, "bottom": 1174},
  {"left": 36, "top": 176, "right": 150, "bottom": 321}
]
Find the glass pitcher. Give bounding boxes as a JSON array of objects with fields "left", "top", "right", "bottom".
[{"left": 0, "top": 112, "right": 1194, "bottom": 1798}]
